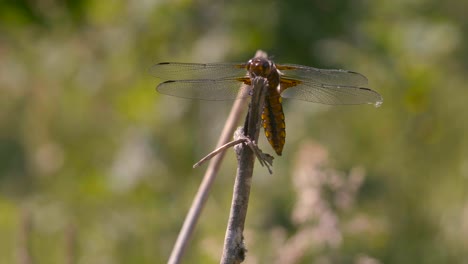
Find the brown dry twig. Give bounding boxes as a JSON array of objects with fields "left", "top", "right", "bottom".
[
  {"left": 220, "top": 76, "right": 270, "bottom": 264},
  {"left": 167, "top": 50, "right": 267, "bottom": 264}
]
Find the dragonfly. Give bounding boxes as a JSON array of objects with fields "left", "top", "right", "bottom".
[{"left": 151, "top": 57, "right": 383, "bottom": 156}]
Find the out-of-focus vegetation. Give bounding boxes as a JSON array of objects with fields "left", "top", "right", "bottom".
[{"left": 1, "top": 0, "right": 467, "bottom": 263}]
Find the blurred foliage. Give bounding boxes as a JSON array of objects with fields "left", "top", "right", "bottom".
[{"left": 1, "top": 0, "right": 468, "bottom": 263}]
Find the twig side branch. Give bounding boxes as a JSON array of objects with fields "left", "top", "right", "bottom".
[
  {"left": 193, "top": 139, "right": 246, "bottom": 168},
  {"left": 220, "top": 77, "right": 269, "bottom": 264}
]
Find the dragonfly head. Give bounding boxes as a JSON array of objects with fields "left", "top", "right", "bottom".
[{"left": 247, "top": 57, "right": 274, "bottom": 78}]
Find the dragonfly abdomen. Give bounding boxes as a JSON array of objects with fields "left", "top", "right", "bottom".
[{"left": 262, "top": 91, "right": 286, "bottom": 156}]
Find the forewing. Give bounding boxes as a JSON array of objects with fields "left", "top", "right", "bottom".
[
  {"left": 276, "top": 63, "right": 369, "bottom": 88},
  {"left": 280, "top": 78, "right": 383, "bottom": 105},
  {"left": 156, "top": 78, "right": 252, "bottom": 100},
  {"left": 150, "top": 62, "right": 247, "bottom": 81}
]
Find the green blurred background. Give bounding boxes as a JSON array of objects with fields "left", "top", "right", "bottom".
[{"left": 1, "top": 0, "right": 467, "bottom": 263}]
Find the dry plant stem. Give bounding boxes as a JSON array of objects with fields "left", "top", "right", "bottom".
[
  {"left": 65, "top": 223, "right": 76, "bottom": 264},
  {"left": 167, "top": 50, "right": 267, "bottom": 264},
  {"left": 18, "top": 209, "right": 32, "bottom": 264},
  {"left": 168, "top": 97, "right": 247, "bottom": 264},
  {"left": 220, "top": 77, "right": 269, "bottom": 264}
]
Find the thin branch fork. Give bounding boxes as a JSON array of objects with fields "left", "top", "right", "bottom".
[
  {"left": 220, "top": 77, "right": 270, "bottom": 264},
  {"left": 193, "top": 139, "right": 246, "bottom": 169},
  {"left": 193, "top": 132, "right": 273, "bottom": 174}
]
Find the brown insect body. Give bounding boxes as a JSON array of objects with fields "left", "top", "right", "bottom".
[
  {"left": 152, "top": 56, "right": 383, "bottom": 157},
  {"left": 246, "top": 58, "right": 286, "bottom": 155}
]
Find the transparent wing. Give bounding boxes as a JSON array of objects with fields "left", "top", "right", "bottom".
[
  {"left": 150, "top": 62, "right": 247, "bottom": 81},
  {"left": 276, "top": 63, "right": 369, "bottom": 88},
  {"left": 156, "top": 78, "right": 251, "bottom": 100},
  {"left": 280, "top": 78, "right": 383, "bottom": 106}
]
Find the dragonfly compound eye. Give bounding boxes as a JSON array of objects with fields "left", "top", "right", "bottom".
[{"left": 263, "top": 61, "right": 270, "bottom": 72}]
